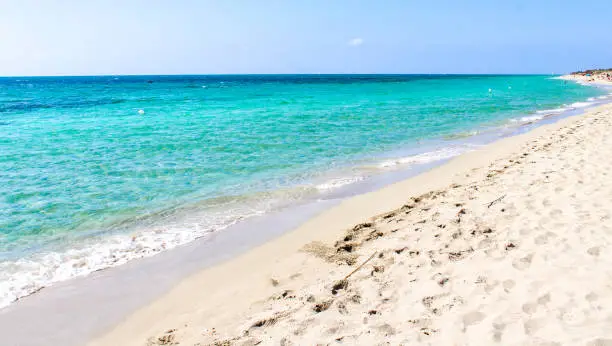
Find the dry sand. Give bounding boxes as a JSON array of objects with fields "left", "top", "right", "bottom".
[
  {"left": 559, "top": 73, "right": 612, "bottom": 86},
  {"left": 92, "top": 104, "right": 612, "bottom": 346}
]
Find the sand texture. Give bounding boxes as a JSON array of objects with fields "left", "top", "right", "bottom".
[{"left": 94, "top": 104, "right": 612, "bottom": 346}]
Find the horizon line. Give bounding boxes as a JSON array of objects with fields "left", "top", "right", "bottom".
[{"left": 0, "top": 72, "right": 565, "bottom": 78}]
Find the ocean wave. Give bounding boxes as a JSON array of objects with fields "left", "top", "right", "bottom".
[
  {"left": 0, "top": 190, "right": 309, "bottom": 308},
  {"left": 569, "top": 101, "right": 595, "bottom": 108},
  {"left": 0, "top": 224, "right": 220, "bottom": 308},
  {"left": 510, "top": 115, "right": 546, "bottom": 124},
  {"left": 535, "top": 107, "right": 572, "bottom": 115},
  {"left": 315, "top": 176, "right": 365, "bottom": 191},
  {"left": 378, "top": 147, "right": 468, "bottom": 168},
  {"left": 514, "top": 101, "right": 585, "bottom": 124}
]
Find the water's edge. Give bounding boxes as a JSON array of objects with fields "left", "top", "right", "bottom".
[{"left": 1, "top": 80, "right": 610, "bottom": 309}]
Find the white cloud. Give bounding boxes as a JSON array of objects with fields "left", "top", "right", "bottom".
[{"left": 348, "top": 38, "right": 364, "bottom": 46}]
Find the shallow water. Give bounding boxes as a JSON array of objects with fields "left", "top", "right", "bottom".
[{"left": 0, "top": 74, "right": 606, "bottom": 307}]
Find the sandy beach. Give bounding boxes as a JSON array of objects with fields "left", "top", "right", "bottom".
[
  {"left": 3, "top": 1, "right": 612, "bottom": 345},
  {"left": 559, "top": 70, "right": 612, "bottom": 86},
  {"left": 84, "top": 100, "right": 612, "bottom": 346}
]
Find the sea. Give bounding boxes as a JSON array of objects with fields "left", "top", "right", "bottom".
[{"left": 0, "top": 74, "right": 609, "bottom": 308}]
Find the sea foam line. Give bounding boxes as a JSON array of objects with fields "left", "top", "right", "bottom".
[
  {"left": 0, "top": 202, "right": 274, "bottom": 308},
  {"left": 511, "top": 95, "right": 606, "bottom": 125},
  {"left": 511, "top": 115, "right": 545, "bottom": 123},
  {"left": 569, "top": 101, "right": 595, "bottom": 108},
  {"left": 315, "top": 176, "right": 365, "bottom": 191},
  {"left": 536, "top": 107, "right": 572, "bottom": 115},
  {"left": 378, "top": 147, "right": 471, "bottom": 169}
]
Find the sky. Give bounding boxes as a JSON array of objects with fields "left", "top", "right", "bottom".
[{"left": 0, "top": 0, "right": 611, "bottom": 76}]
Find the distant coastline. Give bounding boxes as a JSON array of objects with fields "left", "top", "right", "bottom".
[{"left": 559, "top": 68, "right": 612, "bottom": 85}]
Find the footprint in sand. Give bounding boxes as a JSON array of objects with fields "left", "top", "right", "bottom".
[
  {"left": 549, "top": 209, "right": 563, "bottom": 218},
  {"left": 537, "top": 293, "right": 551, "bottom": 306},
  {"left": 534, "top": 234, "right": 549, "bottom": 245},
  {"left": 522, "top": 302, "right": 538, "bottom": 315},
  {"left": 587, "top": 246, "right": 601, "bottom": 257},
  {"left": 523, "top": 318, "right": 545, "bottom": 336},
  {"left": 492, "top": 322, "right": 506, "bottom": 342},
  {"left": 502, "top": 279, "right": 515, "bottom": 292},
  {"left": 585, "top": 292, "right": 598, "bottom": 303},
  {"left": 512, "top": 253, "right": 534, "bottom": 270},
  {"left": 462, "top": 311, "right": 485, "bottom": 330}
]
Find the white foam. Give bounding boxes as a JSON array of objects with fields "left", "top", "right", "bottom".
[
  {"left": 536, "top": 107, "right": 571, "bottom": 115},
  {"left": 511, "top": 115, "right": 545, "bottom": 123},
  {"left": 597, "top": 95, "right": 608, "bottom": 100},
  {"left": 516, "top": 100, "right": 593, "bottom": 124},
  {"left": 0, "top": 201, "right": 275, "bottom": 308},
  {"left": 587, "top": 97, "right": 596, "bottom": 101},
  {"left": 569, "top": 101, "right": 595, "bottom": 108},
  {"left": 378, "top": 147, "right": 468, "bottom": 169},
  {"left": 315, "top": 176, "right": 364, "bottom": 191}
]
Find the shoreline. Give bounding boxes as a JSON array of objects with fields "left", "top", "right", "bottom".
[
  {"left": 90, "top": 100, "right": 612, "bottom": 345},
  {"left": 90, "top": 102, "right": 612, "bottom": 345},
  {"left": 1, "top": 78, "right": 610, "bottom": 345},
  {"left": 2, "top": 76, "right": 609, "bottom": 310}
]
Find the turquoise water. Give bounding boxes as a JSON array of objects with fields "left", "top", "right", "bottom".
[{"left": 0, "top": 74, "right": 606, "bottom": 306}]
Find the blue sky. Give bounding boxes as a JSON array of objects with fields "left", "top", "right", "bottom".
[{"left": 1, "top": 0, "right": 611, "bottom": 76}]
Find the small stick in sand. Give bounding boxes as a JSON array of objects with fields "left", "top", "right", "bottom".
[
  {"left": 343, "top": 251, "right": 377, "bottom": 281},
  {"left": 486, "top": 194, "right": 506, "bottom": 208},
  {"left": 332, "top": 251, "right": 378, "bottom": 294}
]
